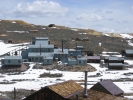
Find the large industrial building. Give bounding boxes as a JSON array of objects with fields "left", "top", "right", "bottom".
[{"left": 2, "top": 37, "right": 87, "bottom": 66}]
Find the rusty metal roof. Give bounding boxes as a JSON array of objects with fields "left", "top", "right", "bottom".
[{"left": 99, "top": 80, "right": 124, "bottom": 95}]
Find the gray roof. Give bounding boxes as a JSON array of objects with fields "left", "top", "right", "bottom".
[
  {"left": 43, "top": 56, "right": 53, "bottom": 59},
  {"left": 68, "top": 58, "right": 77, "bottom": 61},
  {"left": 35, "top": 37, "right": 49, "bottom": 40},
  {"left": 109, "top": 63, "right": 124, "bottom": 66},
  {"left": 99, "top": 80, "right": 124, "bottom": 95},
  {"left": 86, "top": 56, "right": 100, "bottom": 59},
  {"left": 35, "top": 41, "right": 49, "bottom": 45},
  {"left": 77, "top": 57, "right": 87, "bottom": 60},
  {"left": 109, "top": 57, "right": 118, "bottom": 60},
  {"left": 4, "top": 56, "right": 22, "bottom": 59},
  {"left": 29, "top": 44, "right": 54, "bottom": 48},
  {"left": 54, "top": 49, "right": 68, "bottom": 54},
  {"left": 125, "top": 50, "right": 133, "bottom": 54},
  {"left": 28, "top": 53, "right": 54, "bottom": 57},
  {"left": 77, "top": 46, "right": 83, "bottom": 48}
]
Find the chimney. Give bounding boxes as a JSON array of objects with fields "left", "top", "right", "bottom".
[
  {"left": 14, "top": 87, "right": 16, "bottom": 100},
  {"left": 62, "top": 39, "right": 63, "bottom": 52},
  {"left": 83, "top": 70, "right": 88, "bottom": 98},
  {"left": 76, "top": 43, "right": 77, "bottom": 58},
  {"left": 40, "top": 44, "right": 41, "bottom": 55},
  {"left": 76, "top": 93, "right": 78, "bottom": 100}
]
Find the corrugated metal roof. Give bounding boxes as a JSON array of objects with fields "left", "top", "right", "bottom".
[
  {"left": 86, "top": 56, "right": 100, "bottom": 59},
  {"left": 109, "top": 63, "right": 124, "bottom": 66},
  {"left": 4, "top": 56, "right": 22, "bottom": 59},
  {"left": 0, "top": 98, "right": 13, "bottom": 100},
  {"left": 35, "top": 37, "right": 49, "bottom": 40},
  {"left": 77, "top": 46, "right": 83, "bottom": 48},
  {"left": 109, "top": 57, "right": 118, "bottom": 60},
  {"left": 28, "top": 53, "right": 54, "bottom": 57},
  {"left": 35, "top": 41, "right": 49, "bottom": 45},
  {"left": 125, "top": 50, "right": 133, "bottom": 54},
  {"left": 77, "top": 57, "right": 87, "bottom": 60},
  {"left": 29, "top": 44, "right": 54, "bottom": 48},
  {"left": 99, "top": 80, "right": 124, "bottom": 95},
  {"left": 54, "top": 49, "right": 68, "bottom": 54}
]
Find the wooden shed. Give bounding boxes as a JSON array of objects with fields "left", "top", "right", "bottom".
[
  {"left": 125, "top": 50, "right": 133, "bottom": 57},
  {"left": 108, "top": 63, "right": 125, "bottom": 70},
  {"left": 23, "top": 80, "right": 83, "bottom": 100},
  {"left": 104, "top": 57, "right": 124, "bottom": 63},
  {"left": 86, "top": 56, "right": 100, "bottom": 63},
  {"left": 90, "top": 80, "right": 124, "bottom": 96},
  {"left": 29, "top": 30, "right": 39, "bottom": 33}
]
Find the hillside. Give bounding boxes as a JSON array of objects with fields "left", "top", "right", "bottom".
[{"left": 0, "top": 20, "right": 133, "bottom": 54}]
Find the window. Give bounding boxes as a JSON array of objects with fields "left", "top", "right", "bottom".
[
  {"left": 79, "top": 60, "right": 81, "bottom": 64},
  {"left": 8, "top": 60, "right": 10, "bottom": 63},
  {"left": 48, "top": 48, "right": 50, "bottom": 52},
  {"left": 18, "top": 60, "right": 21, "bottom": 63},
  {"left": 47, "top": 60, "right": 49, "bottom": 64}
]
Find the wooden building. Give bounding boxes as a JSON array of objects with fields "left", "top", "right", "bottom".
[
  {"left": 29, "top": 30, "right": 39, "bottom": 33},
  {"left": 23, "top": 80, "right": 128, "bottom": 100},
  {"left": 104, "top": 57, "right": 124, "bottom": 63},
  {"left": 90, "top": 80, "right": 124, "bottom": 96},
  {"left": 23, "top": 80, "right": 83, "bottom": 100},
  {"left": 125, "top": 50, "right": 133, "bottom": 57},
  {"left": 108, "top": 63, "right": 125, "bottom": 70},
  {"left": 86, "top": 56, "right": 100, "bottom": 63}
]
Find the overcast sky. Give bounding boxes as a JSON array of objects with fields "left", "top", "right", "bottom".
[{"left": 0, "top": 0, "right": 133, "bottom": 33}]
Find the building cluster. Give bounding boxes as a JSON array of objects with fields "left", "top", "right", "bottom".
[
  {"left": 1, "top": 37, "right": 133, "bottom": 70},
  {"left": 1, "top": 37, "right": 87, "bottom": 67},
  {"left": 23, "top": 71, "right": 128, "bottom": 100}
]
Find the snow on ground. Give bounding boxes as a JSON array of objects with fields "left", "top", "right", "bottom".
[
  {"left": 0, "top": 41, "right": 133, "bottom": 99},
  {"left": 120, "top": 34, "right": 133, "bottom": 39},
  {"left": 0, "top": 41, "right": 29, "bottom": 56}
]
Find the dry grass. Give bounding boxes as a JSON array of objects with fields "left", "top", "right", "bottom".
[{"left": 1, "top": 20, "right": 32, "bottom": 26}]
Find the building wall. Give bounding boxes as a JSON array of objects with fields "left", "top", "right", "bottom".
[
  {"left": 68, "top": 50, "right": 81, "bottom": 56},
  {"left": 54, "top": 54, "right": 68, "bottom": 63},
  {"left": 3, "top": 59, "right": 22, "bottom": 65},
  {"left": 23, "top": 88, "right": 67, "bottom": 100},
  {"left": 21, "top": 49, "right": 30, "bottom": 59},
  {"left": 77, "top": 59, "right": 87, "bottom": 65},
  {"left": 43, "top": 59, "right": 53, "bottom": 65},
  {"left": 68, "top": 60, "right": 77, "bottom": 66},
  {"left": 28, "top": 56, "right": 43, "bottom": 62}
]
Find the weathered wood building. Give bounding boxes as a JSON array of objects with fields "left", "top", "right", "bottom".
[
  {"left": 108, "top": 63, "right": 125, "bottom": 70},
  {"left": 86, "top": 56, "right": 100, "bottom": 63},
  {"left": 104, "top": 57, "right": 124, "bottom": 63},
  {"left": 23, "top": 80, "right": 128, "bottom": 100},
  {"left": 23, "top": 80, "right": 84, "bottom": 100}
]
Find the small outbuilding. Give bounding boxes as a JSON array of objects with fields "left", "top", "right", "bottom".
[
  {"left": 2, "top": 56, "right": 22, "bottom": 67},
  {"left": 108, "top": 63, "right": 125, "bottom": 70},
  {"left": 86, "top": 56, "right": 100, "bottom": 63},
  {"left": 90, "top": 80, "right": 124, "bottom": 96},
  {"left": 125, "top": 50, "right": 133, "bottom": 57}
]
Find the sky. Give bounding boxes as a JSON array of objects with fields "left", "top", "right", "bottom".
[{"left": 0, "top": 0, "right": 133, "bottom": 33}]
